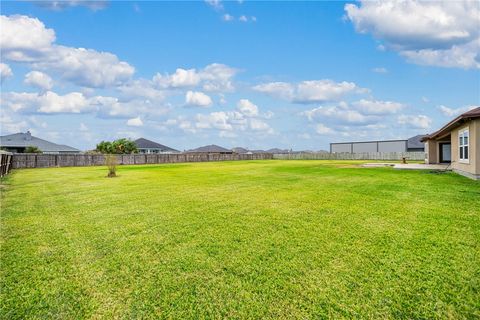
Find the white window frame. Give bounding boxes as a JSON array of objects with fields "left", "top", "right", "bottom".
[{"left": 458, "top": 127, "right": 469, "bottom": 164}]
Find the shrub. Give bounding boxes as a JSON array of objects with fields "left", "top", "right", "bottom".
[
  {"left": 96, "top": 141, "right": 114, "bottom": 154},
  {"left": 96, "top": 139, "right": 138, "bottom": 154},
  {"left": 25, "top": 146, "right": 42, "bottom": 153},
  {"left": 112, "top": 138, "right": 138, "bottom": 154},
  {"left": 105, "top": 154, "right": 118, "bottom": 178}
]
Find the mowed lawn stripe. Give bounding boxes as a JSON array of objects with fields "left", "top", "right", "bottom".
[{"left": 1, "top": 160, "right": 479, "bottom": 319}]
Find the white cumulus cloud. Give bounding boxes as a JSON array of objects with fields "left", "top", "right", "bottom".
[
  {"left": 295, "top": 80, "right": 359, "bottom": 103},
  {"left": 237, "top": 99, "right": 259, "bottom": 117},
  {"left": 24, "top": 71, "right": 53, "bottom": 90},
  {"left": 155, "top": 68, "right": 201, "bottom": 88},
  {"left": 249, "top": 118, "right": 272, "bottom": 133},
  {"left": 205, "top": 0, "right": 223, "bottom": 10},
  {"left": 438, "top": 105, "right": 477, "bottom": 117},
  {"left": 36, "top": 1, "right": 108, "bottom": 11},
  {"left": 185, "top": 91, "right": 213, "bottom": 107},
  {"left": 315, "top": 123, "right": 334, "bottom": 135},
  {"left": 345, "top": 0, "right": 480, "bottom": 69},
  {"left": 196, "top": 111, "right": 235, "bottom": 131},
  {"left": 0, "top": 63, "right": 13, "bottom": 81},
  {"left": 127, "top": 117, "right": 143, "bottom": 127},
  {"left": 0, "top": 15, "right": 55, "bottom": 62},
  {"left": 193, "top": 99, "right": 273, "bottom": 135},
  {"left": 153, "top": 63, "right": 237, "bottom": 92},
  {"left": 254, "top": 79, "right": 362, "bottom": 103},
  {"left": 2, "top": 91, "right": 91, "bottom": 114},
  {"left": 33, "top": 46, "right": 135, "bottom": 88},
  {"left": 397, "top": 114, "right": 432, "bottom": 129},
  {"left": 372, "top": 67, "right": 388, "bottom": 73},
  {"left": 353, "top": 99, "right": 405, "bottom": 115},
  {"left": 303, "top": 102, "right": 379, "bottom": 126},
  {"left": 1, "top": 15, "right": 135, "bottom": 87},
  {"left": 0, "top": 114, "right": 29, "bottom": 134},
  {"left": 223, "top": 14, "right": 234, "bottom": 21},
  {"left": 1, "top": 89, "right": 170, "bottom": 118}
]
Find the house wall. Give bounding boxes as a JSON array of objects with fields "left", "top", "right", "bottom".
[
  {"left": 425, "top": 140, "right": 437, "bottom": 164},
  {"left": 139, "top": 148, "right": 179, "bottom": 154},
  {"left": 139, "top": 148, "right": 157, "bottom": 154},
  {"left": 450, "top": 119, "right": 479, "bottom": 179},
  {"left": 425, "top": 137, "right": 452, "bottom": 164},
  {"left": 1, "top": 147, "right": 24, "bottom": 153},
  {"left": 0, "top": 147, "right": 79, "bottom": 154},
  {"left": 477, "top": 119, "right": 480, "bottom": 174}
]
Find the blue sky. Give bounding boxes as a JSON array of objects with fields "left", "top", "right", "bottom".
[{"left": 1, "top": 0, "right": 479, "bottom": 151}]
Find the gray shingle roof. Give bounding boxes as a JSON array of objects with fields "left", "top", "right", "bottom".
[
  {"left": 187, "top": 144, "right": 232, "bottom": 153},
  {"left": 267, "top": 148, "right": 290, "bottom": 154},
  {"left": 0, "top": 131, "right": 80, "bottom": 153},
  {"left": 407, "top": 135, "right": 427, "bottom": 149},
  {"left": 134, "top": 138, "right": 179, "bottom": 152},
  {"left": 232, "top": 147, "right": 249, "bottom": 154}
]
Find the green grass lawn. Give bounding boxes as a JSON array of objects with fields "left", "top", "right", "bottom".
[{"left": 1, "top": 160, "right": 479, "bottom": 319}]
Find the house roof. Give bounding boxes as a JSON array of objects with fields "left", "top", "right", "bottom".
[
  {"left": 232, "top": 147, "right": 249, "bottom": 154},
  {"left": 134, "top": 138, "right": 179, "bottom": 152},
  {"left": 0, "top": 131, "right": 80, "bottom": 153},
  {"left": 422, "top": 107, "right": 480, "bottom": 141},
  {"left": 407, "top": 134, "right": 427, "bottom": 149},
  {"left": 267, "top": 148, "right": 290, "bottom": 154},
  {"left": 187, "top": 144, "right": 232, "bottom": 153}
]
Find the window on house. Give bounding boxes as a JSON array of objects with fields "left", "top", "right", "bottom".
[{"left": 459, "top": 128, "right": 469, "bottom": 162}]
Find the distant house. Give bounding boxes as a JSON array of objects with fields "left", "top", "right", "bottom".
[
  {"left": 134, "top": 138, "right": 179, "bottom": 154},
  {"left": 186, "top": 144, "right": 233, "bottom": 154},
  {"left": 232, "top": 147, "right": 250, "bottom": 154},
  {"left": 0, "top": 131, "right": 80, "bottom": 154},
  {"left": 330, "top": 135, "right": 426, "bottom": 153},
  {"left": 267, "top": 148, "right": 290, "bottom": 154},
  {"left": 422, "top": 107, "right": 479, "bottom": 180}
]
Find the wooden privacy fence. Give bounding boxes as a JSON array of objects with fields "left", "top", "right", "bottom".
[
  {"left": 0, "top": 151, "right": 13, "bottom": 177},
  {"left": 8, "top": 152, "right": 425, "bottom": 170},
  {"left": 273, "top": 152, "right": 426, "bottom": 161},
  {"left": 11, "top": 153, "right": 274, "bottom": 169}
]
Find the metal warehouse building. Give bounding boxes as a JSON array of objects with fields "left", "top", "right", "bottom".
[{"left": 330, "top": 135, "right": 426, "bottom": 153}]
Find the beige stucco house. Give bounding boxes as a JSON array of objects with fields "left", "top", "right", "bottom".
[{"left": 422, "top": 107, "right": 480, "bottom": 180}]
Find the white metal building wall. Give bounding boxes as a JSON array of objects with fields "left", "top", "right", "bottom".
[
  {"left": 378, "top": 141, "right": 407, "bottom": 152},
  {"left": 331, "top": 143, "right": 352, "bottom": 153},
  {"left": 352, "top": 142, "right": 377, "bottom": 153},
  {"left": 331, "top": 140, "right": 408, "bottom": 153}
]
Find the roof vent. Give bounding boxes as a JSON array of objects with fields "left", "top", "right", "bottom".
[{"left": 25, "top": 131, "right": 32, "bottom": 141}]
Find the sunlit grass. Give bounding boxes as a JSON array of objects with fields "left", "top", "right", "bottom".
[{"left": 1, "top": 160, "right": 479, "bottom": 318}]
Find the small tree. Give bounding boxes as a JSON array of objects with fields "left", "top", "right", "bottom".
[
  {"left": 111, "top": 138, "right": 138, "bottom": 154},
  {"left": 105, "top": 154, "right": 117, "bottom": 178},
  {"left": 96, "top": 139, "right": 138, "bottom": 154},
  {"left": 96, "top": 141, "right": 114, "bottom": 154},
  {"left": 25, "top": 146, "right": 42, "bottom": 153}
]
